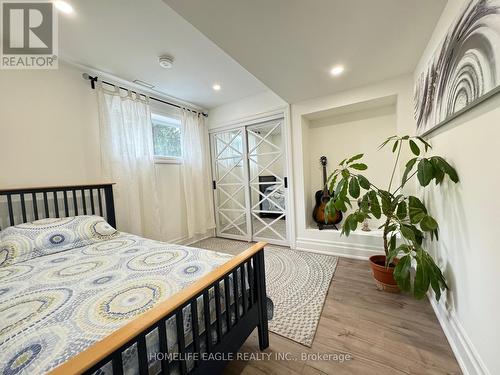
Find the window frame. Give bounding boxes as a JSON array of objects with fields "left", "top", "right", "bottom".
[{"left": 150, "top": 111, "right": 183, "bottom": 164}]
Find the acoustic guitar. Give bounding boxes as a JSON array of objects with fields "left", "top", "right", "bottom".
[{"left": 312, "top": 156, "right": 342, "bottom": 227}]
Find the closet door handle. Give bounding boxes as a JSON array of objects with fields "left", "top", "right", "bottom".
[
  {"left": 284, "top": 177, "right": 288, "bottom": 188},
  {"left": 212, "top": 180, "right": 217, "bottom": 190}
]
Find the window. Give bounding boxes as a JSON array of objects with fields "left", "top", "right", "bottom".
[{"left": 151, "top": 113, "right": 182, "bottom": 162}]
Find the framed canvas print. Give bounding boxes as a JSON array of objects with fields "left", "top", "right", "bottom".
[{"left": 414, "top": 0, "right": 500, "bottom": 136}]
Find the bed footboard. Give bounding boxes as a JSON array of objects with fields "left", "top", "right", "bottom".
[{"left": 49, "top": 242, "right": 269, "bottom": 375}]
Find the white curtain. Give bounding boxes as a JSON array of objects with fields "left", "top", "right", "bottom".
[
  {"left": 181, "top": 110, "right": 215, "bottom": 238},
  {"left": 97, "top": 83, "right": 163, "bottom": 240}
]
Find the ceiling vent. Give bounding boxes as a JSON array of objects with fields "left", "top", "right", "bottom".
[{"left": 159, "top": 55, "right": 174, "bottom": 69}]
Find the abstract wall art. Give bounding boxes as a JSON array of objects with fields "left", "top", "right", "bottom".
[{"left": 414, "top": 0, "right": 500, "bottom": 135}]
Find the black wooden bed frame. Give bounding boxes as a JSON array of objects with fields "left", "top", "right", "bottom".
[{"left": 0, "top": 183, "right": 269, "bottom": 375}]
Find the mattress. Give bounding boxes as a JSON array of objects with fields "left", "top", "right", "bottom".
[{"left": 0, "top": 228, "right": 241, "bottom": 374}]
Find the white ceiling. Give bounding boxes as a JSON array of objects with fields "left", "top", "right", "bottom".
[
  {"left": 59, "top": 0, "right": 269, "bottom": 109},
  {"left": 164, "top": 0, "right": 447, "bottom": 103}
]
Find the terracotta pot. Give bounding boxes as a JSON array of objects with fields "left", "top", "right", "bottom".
[{"left": 369, "top": 255, "right": 400, "bottom": 293}]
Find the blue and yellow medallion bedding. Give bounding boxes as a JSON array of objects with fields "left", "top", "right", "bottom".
[{"left": 0, "top": 216, "right": 237, "bottom": 375}]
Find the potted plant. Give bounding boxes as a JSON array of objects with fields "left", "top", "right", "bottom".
[{"left": 325, "top": 135, "right": 459, "bottom": 300}]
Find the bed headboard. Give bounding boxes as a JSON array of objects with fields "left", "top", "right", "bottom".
[{"left": 0, "top": 183, "right": 116, "bottom": 230}]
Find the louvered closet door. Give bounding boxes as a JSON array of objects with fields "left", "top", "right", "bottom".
[
  {"left": 211, "top": 128, "right": 251, "bottom": 241},
  {"left": 247, "top": 119, "right": 288, "bottom": 245}
]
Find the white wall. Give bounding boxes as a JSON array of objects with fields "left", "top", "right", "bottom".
[
  {"left": 0, "top": 63, "right": 195, "bottom": 244},
  {"left": 0, "top": 63, "right": 101, "bottom": 185},
  {"left": 405, "top": 1, "right": 500, "bottom": 374}
]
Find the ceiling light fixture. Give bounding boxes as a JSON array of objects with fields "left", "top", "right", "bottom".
[
  {"left": 330, "top": 65, "right": 345, "bottom": 76},
  {"left": 159, "top": 56, "right": 174, "bottom": 69},
  {"left": 54, "top": 1, "right": 74, "bottom": 14},
  {"left": 212, "top": 83, "right": 221, "bottom": 91}
]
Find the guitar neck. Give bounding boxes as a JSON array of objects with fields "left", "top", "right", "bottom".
[{"left": 322, "top": 165, "right": 327, "bottom": 187}]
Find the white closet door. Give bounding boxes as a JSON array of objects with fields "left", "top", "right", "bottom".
[
  {"left": 211, "top": 128, "right": 251, "bottom": 241},
  {"left": 247, "top": 119, "right": 288, "bottom": 245}
]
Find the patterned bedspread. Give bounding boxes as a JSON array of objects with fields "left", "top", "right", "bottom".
[
  {"left": 0, "top": 224, "right": 235, "bottom": 374},
  {"left": 261, "top": 184, "right": 285, "bottom": 213}
]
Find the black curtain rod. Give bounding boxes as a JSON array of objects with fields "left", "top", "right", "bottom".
[{"left": 83, "top": 74, "right": 208, "bottom": 117}]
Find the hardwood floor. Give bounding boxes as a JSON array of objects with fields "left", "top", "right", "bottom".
[{"left": 224, "top": 257, "right": 461, "bottom": 375}]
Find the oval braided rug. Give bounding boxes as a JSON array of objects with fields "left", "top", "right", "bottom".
[{"left": 190, "top": 237, "right": 338, "bottom": 347}]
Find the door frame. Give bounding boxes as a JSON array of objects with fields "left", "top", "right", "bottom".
[{"left": 209, "top": 107, "right": 295, "bottom": 247}]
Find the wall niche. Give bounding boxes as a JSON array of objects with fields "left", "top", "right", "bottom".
[{"left": 303, "top": 95, "right": 398, "bottom": 231}]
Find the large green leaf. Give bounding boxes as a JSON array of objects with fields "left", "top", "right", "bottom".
[
  {"left": 328, "top": 173, "right": 338, "bottom": 194},
  {"left": 356, "top": 211, "right": 367, "bottom": 223},
  {"left": 414, "top": 250, "right": 430, "bottom": 299},
  {"left": 425, "top": 253, "right": 441, "bottom": 300},
  {"left": 394, "top": 255, "right": 412, "bottom": 292},
  {"left": 396, "top": 200, "right": 407, "bottom": 220},
  {"left": 341, "top": 220, "right": 350, "bottom": 236},
  {"left": 341, "top": 214, "right": 352, "bottom": 235},
  {"left": 412, "top": 226, "right": 424, "bottom": 246},
  {"left": 400, "top": 225, "right": 416, "bottom": 242},
  {"left": 392, "top": 140, "right": 399, "bottom": 153},
  {"left": 350, "top": 163, "right": 368, "bottom": 171},
  {"left": 380, "top": 191, "right": 392, "bottom": 216},
  {"left": 408, "top": 196, "right": 427, "bottom": 224},
  {"left": 389, "top": 234, "right": 396, "bottom": 251},
  {"left": 431, "top": 156, "right": 459, "bottom": 183},
  {"left": 334, "top": 197, "right": 347, "bottom": 212},
  {"left": 335, "top": 178, "right": 346, "bottom": 198},
  {"left": 428, "top": 253, "right": 448, "bottom": 300},
  {"left": 349, "top": 177, "right": 360, "bottom": 198},
  {"left": 421, "top": 215, "right": 438, "bottom": 231},
  {"left": 347, "top": 153, "right": 364, "bottom": 164},
  {"left": 401, "top": 157, "right": 418, "bottom": 186},
  {"left": 409, "top": 140, "right": 420, "bottom": 156},
  {"left": 357, "top": 175, "right": 370, "bottom": 190},
  {"left": 360, "top": 193, "right": 370, "bottom": 213},
  {"left": 368, "top": 191, "right": 381, "bottom": 219},
  {"left": 417, "top": 159, "right": 435, "bottom": 187},
  {"left": 430, "top": 158, "right": 445, "bottom": 185},
  {"left": 421, "top": 251, "right": 448, "bottom": 301},
  {"left": 343, "top": 195, "right": 352, "bottom": 208},
  {"left": 349, "top": 214, "right": 359, "bottom": 231}
]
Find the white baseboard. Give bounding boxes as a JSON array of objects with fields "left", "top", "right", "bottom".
[
  {"left": 294, "top": 237, "right": 382, "bottom": 260},
  {"left": 170, "top": 229, "right": 215, "bottom": 246},
  {"left": 428, "top": 295, "right": 490, "bottom": 375}
]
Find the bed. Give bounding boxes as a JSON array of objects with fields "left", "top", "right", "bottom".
[
  {"left": 258, "top": 176, "right": 285, "bottom": 219},
  {"left": 0, "top": 183, "right": 269, "bottom": 375},
  {"left": 261, "top": 185, "right": 285, "bottom": 214}
]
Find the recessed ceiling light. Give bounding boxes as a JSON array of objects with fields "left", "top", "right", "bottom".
[
  {"left": 54, "top": 1, "right": 74, "bottom": 14},
  {"left": 212, "top": 84, "right": 221, "bottom": 91},
  {"left": 330, "top": 65, "right": 345, "bottom": 76}
]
